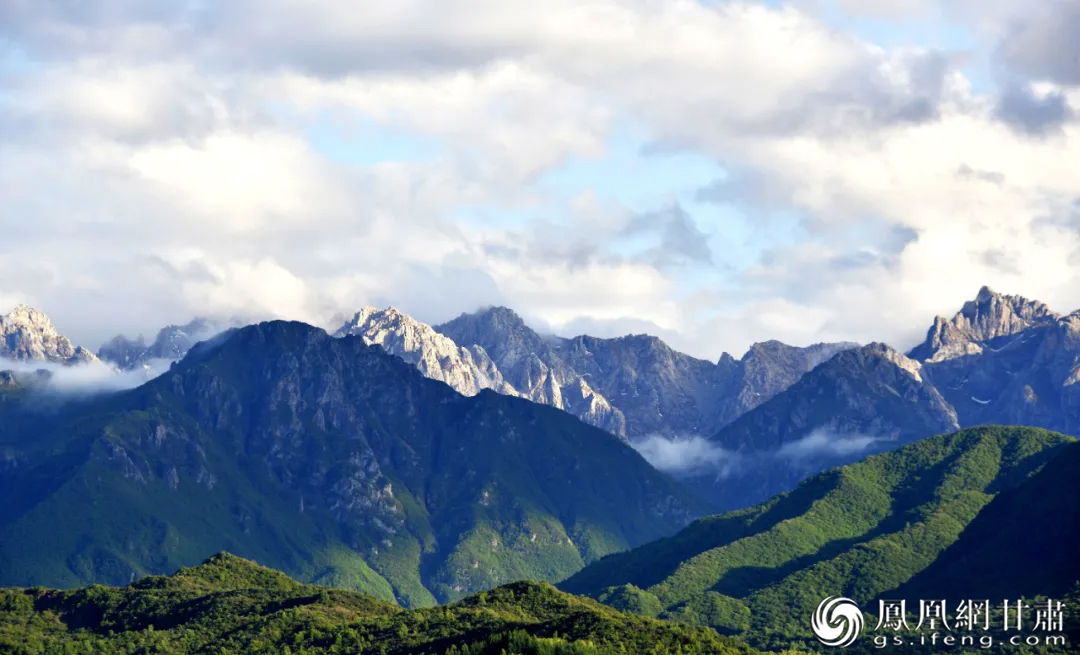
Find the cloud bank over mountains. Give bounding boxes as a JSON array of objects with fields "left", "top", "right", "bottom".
[{"left": 1, "top": 0, "right": 1079, "bottom": 359}]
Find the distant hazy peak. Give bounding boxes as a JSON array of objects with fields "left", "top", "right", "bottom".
[
  {"left": 476, "top": 305, "right": 527, "bottom": 324},
  {"left": 0, "top": 304, "right": 97, "bottom": 365},
  {"left": 437, "top": 306, "right": 533, "bottom": 338},
  {"left": 165, "top": 317, "right": 218, "bottom": 335},
  {"left": 98, "top": 317, "right": 233, "bottom": 370},
  {"left": 910, "top": 286, "right": 1058, "bottom": 362}
]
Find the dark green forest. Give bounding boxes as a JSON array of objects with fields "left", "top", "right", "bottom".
[{"left": 0, "top": 553, "right": 765, "bottom": 655}]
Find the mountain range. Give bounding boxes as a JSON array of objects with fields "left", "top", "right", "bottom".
[
  {"left": 12, "top": 286, "right": 1080, "bottom": 513},
  {"left": 90, "top": 305, "right": 859, "bottom": 445},
  {"left": 326, "top": 288, "right": 1080, "bottom": 512},
  {"left": 656, "top": 286, "right": 1080, "bottom": 511},
  {"left": 329, "top": 306, "right": 861, "bottom": 445},
  {"left": 4, "top": 287, "right": 1080, "bottom": 602},
  {"left": 0, "top": 321, "right": 700, "bottom": 606},
  {"left": 2, "top": 290, "right": 1080, "bottom": 654}
]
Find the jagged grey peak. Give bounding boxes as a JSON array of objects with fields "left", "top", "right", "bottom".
[
  {"left": 692, "top": 341, "right": 960, "bottom": 511},
  {"left": 909, "top": 286, "right": 1059, "bottom": 363},
  {"left": 435, "top": 307, "right": 627, "bottom": 437},
  {"left": 99, "top": 318, "right": 232, "bottom": 371},
  {"left": 333, "top": 307, "right": 518, "bottom": 398},
  {"left": 439, "top": 307, "right": 858, "bottom": 439},
  {"left": 97, "top": 334, "right": 147, "bottom": 370},
  {"left": 0, "top": 305, "right": 97, "bottom": 365},
  {"left": 715, "top": 340, "right": 861, "bottom": 426},
  {"left": 555, "top": 333, "right": 722, "bottom": 439},
  {"left": 715, "top": 341, "right": 959, "bottom": 453},
  {"left": 915, "top": 306, "right": 1080, "bottom": 433}
]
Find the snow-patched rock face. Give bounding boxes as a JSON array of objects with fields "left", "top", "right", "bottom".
[
  {"left": 333, "top": 307, "right": 518, "bottom": 398},
  {"left": 0, "top": 305, "right": 97, "bottom": 365}
]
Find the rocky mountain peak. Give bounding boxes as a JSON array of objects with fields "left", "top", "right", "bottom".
[
  {"left": 436, "top": 309, "right": 634, "bottom": 437},
  {"left": 344, "top": 306, "right": 406, "bottom": 326},
  {"left": 334, "top": 307, "right": 517, "bottom": 398},
  {"left": 960, "top": 286, "right": 1055, "bottom": 330},
  {"left": 436, "top": 306, "right": 555, "bottom": 374},
  {"left": 595, "top": 333, "right": 672, "bottom": 360},
  {"left": 909, "top": 287, "right": 1058, "bottom": 363},
  {"left": 725, "top": 340, "right": 861, "bottom": 418},
  {"left": 337, "top": 306, "right": 420, "bottom": 337},
  {"left": 7, "top": 304, "right": 48, "bottom": 325},
  {"left": 744, "top": 339, "right": 786, "bottom": 353},
  {"left": 861, "top": 342, "right": 925, "bottom": 382},
  {"left": 479, "top": 306, "right": 527, "bottom": 326},
  {"left": 0, "top": 305, "right": 97, "bottom": 365},
  {"left": 438, "top": 306, "right": 535, "bottom": 342},
  {"left": 742, "top": 339, "right": 858, "bottom": 363}
]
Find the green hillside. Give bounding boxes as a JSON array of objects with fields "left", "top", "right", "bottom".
[
  {"left": 0, "top": 322, "right": 703, "bottom": 607},
  {"left": 0, "top": 553, "right": 760, "bottom": 655},
  {"left": 560, "top": 426, "right": 1079, "bottom": 651},
  {"left": 895, "top": 433, "right": 1080, "bottom": 601}
]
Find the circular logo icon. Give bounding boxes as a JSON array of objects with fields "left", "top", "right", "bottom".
[{"left": 812, "top": 597, "right": 864, "bottom": 648}]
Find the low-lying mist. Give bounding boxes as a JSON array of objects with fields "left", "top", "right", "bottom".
[
  {"left": 628, "top": 435, "right": 743, "bottom": 478},
  {"left": 630, "top": 427, "right": 890, "bottom": 479},
  {"left": 0, "top": 357, "right": 172, "bottom": 395},
  {"left": 775, "top": 428, "right": 887, "bottom": 461}
]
